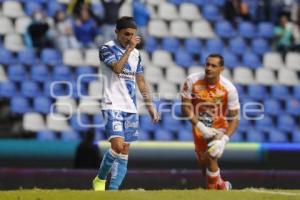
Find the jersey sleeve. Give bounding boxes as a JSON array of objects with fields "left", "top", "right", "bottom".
[
  {"left": 99, "top": 45, "right": 117, "bottom": 66},
  {"left": 227, "top": 87, "right": 240, "bottom": 110},
  {"left": 180, "top": 77, "right": 192, "bottom": 99},
  {"left": 136, "top": 54, "right": 144, "bottom": 74}
]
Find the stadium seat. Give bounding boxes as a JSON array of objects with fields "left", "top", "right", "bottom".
[
  {"left": 161, "top": 37, "right": 180, "bottom": 53},
  {"left": 148, "top": 19, "right": 169, "bottom": 38},
  {"left": 206, "top": 38, "right": 224, "bottom": 54},
  {"left": 78, "top": 98, "right": 101, "bottom": 115},
  {"left": 119, "top": 2, "right": 132, "bottom": 17},
  {"left": 84, "top": 49, "right": 100, "bottom": 67},
  {"left": 61, "top": 130, "right": 81, "bottom": 141},
  {"left": 187, "top": 65, "right": 204, "bottom": 75},
  {"left": 144, "top": 66, "right": 164, "bottom": 84},
  {"left": 152, "top": 50, "right": 174, "bottom": 67},
  {"left": 140, "top": 114, "right": 159, "bottom": 132},
  {"left": 53, "top": 65, "right": 73, "bottom": 81},
  {"left": 4, "top": 33, "right": 25, "bottom": 52},
  {"left": 177, "top": 128, "right": 193, "bottom": 141},
  {"left": 233, "top": 67, "right": 255, "bottom": 85},
  {"left": 0, "top": 48, "right": 15, "bottom": 66},
  {"left": 247, "top": 85, "right": 268, "bottom": 100},
  {"left": 179, "top": 3, "right": 201, "bottom": 21},
  {"left": 285, "top": 99, "right": 300, "bottom": 116},
  {"left": 21, "top": 81, "right": 41, "bottom": 98},
  {"left": 138, "top": 130, "right": 151, "bottom": 141},
  {"left": 255, "top": 68, "right": 277, "bottom": 85},
  {"left": 212, "top": 0, "right": 225, "bottom": 6},
  {"left": 0, "top": 81, "right": 17, "bottom": 98},
  {"left": 255, "top": 115, "right": 274, "bottom": 132},
  {"left": 285, "top": 52, "right": 300, "bottom": 71},
  {"left": 24, "top": 1, "right": 42, "bottom": 16},
  {"left": 258, "top": 22, "right": 274, "bottom": 39},
  {"left": 154, "top": 128, "right": 174, "bottom": 141},
  {"left": 158, "top": 80, "right": 178, "bottom": 99},
  {"left": 263, "top": 99, "right": 282, "bottom": 116},
  {"left": 184, "top": 38, "right": 202, "bottom": 55},
  {"left": 291, "top": 129, "right": 300, "bottom": 143},
  {"left": 278, "top": 69, "right": 299, "bottom": 86},
  {"left": 251, "top": 38, "right": 270, "bottom": 55},
  {"left": 10, "top": 96, "right": 30, "bottom": 114},
  {"left": 242, "top": 53, "right": 261, "bottom": 69},
  {"left": 158, "top": 2, "right": 178, "bottom": 21},
  {"left": 263, "top": 52, "right": 284, "bottom": 69},
  {"left": 76, "top": 66, "right": 96, "bottom": 83},
  {"left": 93, "top": 113, "right": 105, "bottom": 131},
  {"left": 292, "top": 85, "right": 300, "bottom": 100},
  {"left": 41, "top": 48, "right": 61, "bottom": 66},
  {"left": 33, "top": 97, "right": 52, "bottom": 114},
  {"left": 17, "top": 50, "right": 37, "bottom": 66},
  {"left": 166, "top": 67, "right": 186, "bottom": 84},
  {"left": 139, "top": 50, "right": 151, "bottom": 66},
  {"left": 8, "top": 64, "right": 27, "bottom": 82},
  {"left": 2, "top": 1, "right": 25, "bottom": 18},
  {"left": 187, "top": 0, "right": 205, "bottom": 6},
  {"left": 0, "top": 17, "right": 14, "bottom": 35},
  {"left": 63, "top": 49, "right": 84, "bottom": 67},
  {"left": 36, "top": 130, "right": 57, "bottom": 141},
  {"left": 245, "top": 129, "right": 265, "bottom": 142},
  {"left": 0, "top": 65, "right": 7, "bottom": 82},
  {"left": 144, "top": 36, "right": 158, "bottom": 53},
  {"left": 277, "top": 114, "right": 295, "bottom": 132},
  {"left": 191, "top": 20, "right": 215, "bottom": 39},
  {"left": 242, "top": 97, "right": 264, "bottom": 118},
  {"left": 215, "top": 21, "right": 236, "bottom": 39},
  {"left": 23, "top": 113, "right": 46, "bottom": 132},
  {"left": 234, "top": 84, "right": 246, "bottom": 99},
  {"left": 174, "top": 49, "right": 194, "bottom": 68},
  {"left": 170, "top": 20, "right": 191, "bottom": 39},
  {"left": 230, "top": 131, "right": 244, "bottom": 142},
  {"left": 223, "top": 51, "right": 239, "bottom": 69},
  {"left": 202, "top": 4, "right": 221, "bottom": 21},
  {"left": 270, "top": 85, "right": 290, "bottom": 100},
  {"left": 238, "top": 21, "right": 256, "bottom": 39},
  {"left": 44, "top": 80, "right": 66, "bottom": 97},
  {"left": 47, "top": 1, "right": 64, "bottom": 17},
  {"left": 88, "top": 80, "right": 104, "bottom": 99},
  {"left": 46, "top": 113, "right": 71, "bottom": 132},
  {"left": 70, "top": 114, "right": 90, "bottom": 132},
  {"left": 55, "top": 97, "right": 77, "bottom": 116},
  {"left": 162, "top": 113, "right": 182, "bottom": 132},
  {"left": 228, "top": 37, "right": 247, "bottom": 56},
  {"left": 267, "top": 129, "right": 289, "bottom": 143},
  {"left": 31, "top": 64, "right": 49, "bottom": 83}
]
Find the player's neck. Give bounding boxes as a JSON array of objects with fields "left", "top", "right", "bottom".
[{"left": 205, "top": 76, "right": 219, "bottom": 86}]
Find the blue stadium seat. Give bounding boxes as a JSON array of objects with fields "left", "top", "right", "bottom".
[
  {"left": 215, "top": 21, "right": 235, "bottom": 39},
  {"left": 238, "top": 21, "right": 256, "bottom": 39},
  {"left": 245, "top": 129, "right": 265, "bottom": 142},
  {"left": 258, "top": 22, "right": 274, "bottom": 39},
  {"left": 285, "top": 99, "right": 300, "bottom": 116},
  {"left": 175, "top": 49, "right": 194, "bottom": 68},
  {"left": 267, "top": 129, "right": 289, "bottom": 143},
  {"left": 70, "top": 114, "right": 90, "bottom": 132},
  {"left": 172, "top": 99, "right": 182, "bottom": 117},
  {"left": 61, "top": 130, "right": 81, "bottom": 141},
  {"left": 21, "top": 81, "right": 41, "bottom": 98},
  {"left": 234, "top": 84, "right": 246, "bottom": 99},
  {"left": 53, "top": 65, "right": 72, "bottom": 81},
  {"left": 47, "top": 1, "right": 64, "bottom": 16},
  {"left": 0, "top": 81, "right": 17, "bottom": 98},
  {"left": 162, "top": 113, "right": 182, "bottom": 132},
  {"left": 154, "top": 128, "right": 174, "bottom": 141},
  {"left": 206, "top": 38, "right": 224, "bottom": 54},
  {"left": 291, "top": 129, "right": 300, "bottom": 143},
  {"left": 202, "top": 4, "right": 221, "bottom": 21},
  {"left": 263, "top": 99, "right": 282, "bottom": 116},
  {"left": 292, "top": 85, "right": 300, "bottom": 100},
  {"left": 31, "top": 64, "right": 49, "bottom": 82},
  {"left": 138, "top": 130, "right": 151, "bottom": 141},
  {"left": 140, "top": 114, "right": 158, "bottom": 132},
  {"left": 8, "top": 64, "right": 27, "bottom": 82},
  {"left": 237, "top": 117, "right": 252, "bottom": 132},
  {"left": 162, "top": 37, "right": 180, "bottom": 53},
  {"left": 93, "top": 113, "right": 105, "bottom": 131},
  {"left": 168, "top": 0, "right": 185, "bottom": 5},
  {"left": 36, "top": 130, "right": 57, "bottom": 141},
  {"left": 271, "top": 85, "right": 290, "bottom": 100},
  {"left": 228, "top": 37, "right": 247, "bottom": 55},
  {"left": 247, "top": 85, "right": 268, "bottom": 100},
  {"left": 33, "top": 96, "right": 52, "bottom": 114},
  {"left": 41, "top": 48, "right": 61, "bottom": 66},
  {"left": 76, "top": 66, "right": 96, "bottom": 83},
  {"left": 277, "top": 114, "right": 296, "bottom": 132},
  {"left": 0, "top": 48, "right": 15, "bottom": 65},
  {"left": 199, "top": 50, "right": 211, "bottom": 65},
  {"left": 241, "top": 97, "right": 264, "bottom": 118},
  {"left": 230, "top": 131, "right": 244, "bottom": 142},
  {"left": 184, "top": 38, "right": 202, "bottom": 55},
  {"left": 144, "top": 37, "right": 158, "bottom": 53},
  {"left": 17, "top": 49, "right": 37, "bottom": 66},
  {"left": 242, "top": 53, "right": 261, "bottom": 69},
  {"left": 251, "top": 38, "right": 270, "bottom": 55},
  {"left": 10, "top": 96, "right": 30, "bottom": 114},
  {"left": 255, "top": 115, "right": 274, "bottom": 132},
  {"left": 212, "top": 0, "right": 225, "bottom": 6},
  {"left": 44, "top": 80, "right": 66, "bottom": 97},
  {"left": 187, "top": 0, "right": 205, "bottom": 6},
  {"left": 177, "top": 128, "right": 193, "bottom": 141},
  {"left": 68, "top": 81, "right": 88, "bottom": 98},
  {"left": 25, "top": 1, "right": 42, "bottom": 16},
  {"left": 223, "top": 51, "right": 239, "bottom": 69}
]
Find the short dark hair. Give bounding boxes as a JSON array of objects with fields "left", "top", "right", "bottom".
[
  {"left": 116, "top": 16, "right": 137, "bottom": 30},
  {"left": 207, "top": 54, "right": 224, "bottom": 67}
]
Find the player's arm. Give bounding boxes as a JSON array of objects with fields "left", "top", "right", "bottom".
[
  {"left": 224, "top": 109, "right": 239, "bottom": 137},
  {"left": 136, "top": 73, "right": 159, "bottom": 123}
]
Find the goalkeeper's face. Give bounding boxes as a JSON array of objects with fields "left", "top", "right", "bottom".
[
  {"left": 115, "top": 28, "right": 137, "bottom": 48},
  {"left": 204, "top": 57, "right": 224, "bottom": 80}
]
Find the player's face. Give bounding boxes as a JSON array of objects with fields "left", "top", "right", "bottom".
[
  {"left": 116, "top": 28, "right": 137, "bottom": 48},
  {"left": 205, "top": 57, "right": 224, "bottom": 79}
]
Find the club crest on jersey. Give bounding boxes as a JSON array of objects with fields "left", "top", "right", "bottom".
[{"left": 112, "top": 121, "right": 123, "bottom": 132}]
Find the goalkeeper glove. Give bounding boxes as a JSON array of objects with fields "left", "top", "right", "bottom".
[
  {"left": 207, "top": 135, "right": 229, "bottom": 158},
  {"left": 196, "top": 121, "right": 224, "bottom": 139}
]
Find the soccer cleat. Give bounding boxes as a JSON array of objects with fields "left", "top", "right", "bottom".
[
  {"left": 217, "top": 180, "right": 232, "bottom": 190},
  {"left": 92, "top": 176, "right": 106, "bottom": 191}
]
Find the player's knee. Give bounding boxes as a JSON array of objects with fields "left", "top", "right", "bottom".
[{"left": 111, "top": 144, "right": 124, "bottom": 154}]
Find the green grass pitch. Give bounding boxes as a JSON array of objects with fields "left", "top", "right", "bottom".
[{"left": 0, "top": 189, "right": 300, "bottom": 200}]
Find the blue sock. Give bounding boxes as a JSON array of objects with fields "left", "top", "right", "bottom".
[
  {"left": 97, "top": 148, "right": 118, "bottom": 180},
  {"left": 108, "top": 154, "right": 128, "bottom": 190}
]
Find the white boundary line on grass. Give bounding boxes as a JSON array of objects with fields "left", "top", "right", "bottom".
[{"left": 247, "top": 188, "right": 300, "bottom": 196}]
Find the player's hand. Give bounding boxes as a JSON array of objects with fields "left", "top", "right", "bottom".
[
  {"left": 148, "top": 107, "right": 159, "bottom": 123},
  {"left": 207, "top": 135, "right": 229, "bottom": 158},
  {"left": 128, "top": 35, "right": 141, "bottom": 51},
  {"left": 196, "top": 121, "right": 223, "bottom": 139}
]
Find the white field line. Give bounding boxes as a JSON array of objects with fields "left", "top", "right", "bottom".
[{"left": 245, "top": 188, "right": 300, "bottom": 196}]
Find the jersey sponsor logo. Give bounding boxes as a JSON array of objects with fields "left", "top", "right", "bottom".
[
  {"left": 124, "top": 121, "right": 138, "bottom": 129},
  {"left": 112, "top": 121, "right": 123, "bottom": 132}
]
